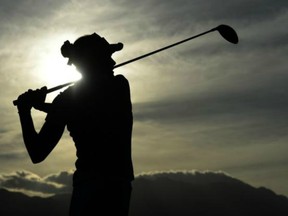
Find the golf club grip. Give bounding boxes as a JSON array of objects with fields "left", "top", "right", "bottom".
[
  {"left": 13, "top": 91, "right": 48, "bottom": 106},
  {"left": 13, "top": 82, "right": 74, "bottom": 106}
]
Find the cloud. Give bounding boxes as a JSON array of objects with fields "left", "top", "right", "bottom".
[
  {"left": 44, "top": 170, "right": 73, "bottom": 186},
  {"left": 0, "top": 170, "right": 73, "bottom": 197},
  {"left": 133, "top": 84, "right": 288, "bottom": 125},
  {"left": 0, "top": 151, "right": 26, "bottom": 161},
  {"left": 1, "top": 170, "right": 288, "bottom": 216},
  {"left": 0, "top": 0, "right": 69, "bottom": 22},
  {"left": 0, "top": 169, "right": 237, "bottom": 197},
  {"left": 136, "top": 170, "right": 239, "bottom": 185}
]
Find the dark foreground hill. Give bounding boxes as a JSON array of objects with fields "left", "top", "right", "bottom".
[{"left": 0, "top": 171, "right": 288, "bottom": 216}]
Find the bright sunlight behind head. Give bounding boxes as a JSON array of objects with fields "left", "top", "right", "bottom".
[
  {"left": 36, "top": 34, "right": 82, "bottom": 87},
  {"left": 39, "top": 54, "right": 82, "bottom": 85}
]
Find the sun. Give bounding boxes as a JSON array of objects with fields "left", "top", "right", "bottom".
[
  {"left": 35, "top": 34, "right": 82, "bottom": 87},
  {"left": 39, "top": 54, "right": 82, "bottom": 86}
]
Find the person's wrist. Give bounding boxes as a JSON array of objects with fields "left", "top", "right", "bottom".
[{"left": 17, "top": 106, "right": 32, "bottom": 115}]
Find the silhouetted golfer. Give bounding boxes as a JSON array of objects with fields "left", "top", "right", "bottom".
[{"left": 16, "top": 33, "right": 134, "bottom": 216}]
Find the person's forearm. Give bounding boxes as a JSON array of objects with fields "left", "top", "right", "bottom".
[{"left": 18, "top": 110, "right": 39, "bottom": 162}]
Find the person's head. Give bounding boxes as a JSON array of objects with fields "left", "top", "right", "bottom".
[{"left": 61, "top": 33, "right": 123, "bottom": 78}]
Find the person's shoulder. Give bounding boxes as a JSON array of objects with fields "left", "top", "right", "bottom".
[
  {"left": 52, "top": 86, "right": 73, "bottom": 104},
  {"left": 114, "top": 74, "right": 128, "bottom": 82},
  {"left": 113, "top": 74, "right": 131, "bottom": 94},
  {"left": 114, "top": 74, "right": 130, "bottom": 86}
]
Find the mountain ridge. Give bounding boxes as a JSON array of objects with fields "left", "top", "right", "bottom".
[{"left": 0, "top": 171, "right": 287, "bottom": 215}]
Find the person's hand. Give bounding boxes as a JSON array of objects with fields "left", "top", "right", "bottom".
[{"left": 17, "top": 86, "right": 47, "bottom": 112}]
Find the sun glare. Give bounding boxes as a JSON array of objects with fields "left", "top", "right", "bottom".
[
  {"left": 38, "top": 54, "right": 82, "bottom": 86},
  {"left": 35, "top": 34, "right": 82, "bottom": 87}
]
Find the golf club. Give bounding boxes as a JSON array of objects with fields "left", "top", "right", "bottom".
[
  {"left": 114, "top": 24, "right": 238, "bottom": 69},
  {"left": 13, "top": 24, "right": 238, "bottom": 106}
]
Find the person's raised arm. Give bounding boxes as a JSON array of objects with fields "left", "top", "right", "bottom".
[{"left": 17, "top": 87, "right": 65, "bottom": 163}]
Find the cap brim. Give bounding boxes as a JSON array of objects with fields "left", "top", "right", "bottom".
[
  {"left": 66, "top": 41, "right": 123, "bottom": 65},
  {"left": 109, "top": 43, "right": 123, "bottom": 53}
]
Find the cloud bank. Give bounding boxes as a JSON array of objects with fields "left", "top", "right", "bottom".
[
  {"left": 0, "top": 170, "right": 288, "bottom": 216},
  {"left": 0, "top": 170, "right": 73, "bottom": 197}
]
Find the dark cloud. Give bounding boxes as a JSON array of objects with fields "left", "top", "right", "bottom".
[
  {"left": 0, "top": 128, "right": 8, "bottom": 134},
  {"left": 0, "top": 151, "right": 26, "bottom": 161},
  {"left": 0, "top": 0, "right": 69, "bottom": 21},
  {"left": 119, "top": 0, "right": 288, "bottom": 37},
  {"left": 222, "top": 158, "right": 288, "bottom": 174},
  {"left": 44, "top": 171, "right": 73, "bottom": 186},
  {"left": 133, "top": 85, "right": 288, "bottom": 125},
  {"left": 189, "top": 0, "right": 288, "bottom": 22}
]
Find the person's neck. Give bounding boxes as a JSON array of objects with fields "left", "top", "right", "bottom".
[{"left": 81, "top": 72, "right": 114, "bottom": 86}]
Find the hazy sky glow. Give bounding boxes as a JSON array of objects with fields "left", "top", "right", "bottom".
[{"left": 1, "top": 0, "right": 288, "bottom": 197}]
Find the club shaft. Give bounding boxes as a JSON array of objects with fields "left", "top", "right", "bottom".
[
  {"left": 13, "top": 27, "right": 217, "bottom": 106},
  {"left": 13, "top": 82, "right": 74, "bottom": 106},
  {"left": 45, "top": 82, "right": 75, "bottom": 93},
  {"left": 114, "top": 28, "right": 216, "bottom": 68}
]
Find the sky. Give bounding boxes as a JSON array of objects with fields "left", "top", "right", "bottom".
[{"left": 0, "top": 0, "right": 288, "bottom": 197}]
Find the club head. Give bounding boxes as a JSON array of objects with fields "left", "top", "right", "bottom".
[{"left": 216, "top": 24, "right": 239, "bottom": 44}]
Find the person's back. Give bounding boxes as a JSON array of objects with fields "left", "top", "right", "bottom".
[{"left": 49, "top": 74, "right": 134, "bottom": 181}]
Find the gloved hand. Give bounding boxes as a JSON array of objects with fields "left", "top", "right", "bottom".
[{"left": 17, "top": 86, "right": 47, "bottom": 112}]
